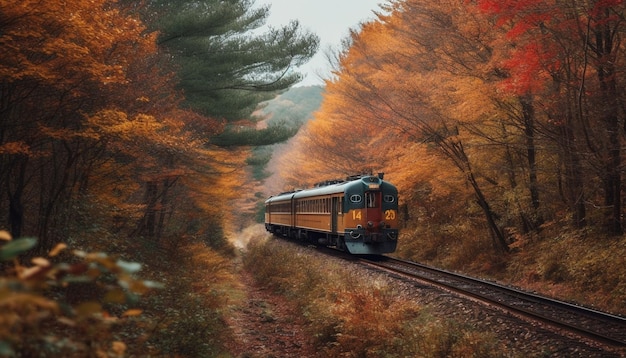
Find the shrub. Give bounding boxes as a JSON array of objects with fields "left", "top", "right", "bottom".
[
  {"left": 0, "top": 230, "right": 239, "bottom": 357},
  {"left": 136, "top": 240, "right": 239, "bottom": 357},
  {"left": 0, "top": 232, "right": 160, "bottom": 357}
]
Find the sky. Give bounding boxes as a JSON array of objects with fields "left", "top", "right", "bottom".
[{"left": 258, "top": 0, "right": 385, "bottom": 86}]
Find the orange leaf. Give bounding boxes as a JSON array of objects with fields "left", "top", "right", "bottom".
[
  {"left": 0, "top": 230, "right": 11, "bottom": 241},
  {"left": 31, "top": 257, "right": 51, "bottom": 267},
  {"left": 122, "top": 309, "right": 143, "bottom": 317},
  {"left": 49, "top": 243, "right": 67, "bottom": 257}
]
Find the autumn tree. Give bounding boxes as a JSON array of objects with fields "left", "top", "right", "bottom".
[
  {"left": 300, "top": 2, "right": 513, "bottom": 251},
  {"left": 477, "top": 0, "right": 626, "bottom": 234},
  {"left": 111, "top": 0, "right": 322, "bottom": 239},
  {"left": 0, "top": 0, "right": 174, "bottom": 252}
]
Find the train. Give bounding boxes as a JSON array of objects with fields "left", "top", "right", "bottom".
[{"left": 264, "top": 173, "right": 399, "bottom": 255}]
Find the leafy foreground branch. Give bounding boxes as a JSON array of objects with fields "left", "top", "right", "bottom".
[
  {"left": 0, "top": 231, "right": 162, "bottom": 357},
  {"left": 243, "top": 238, "right": 503, "bottom": 357},
  {"left": 0, "top": 231, "right": 240, "bottom": 357}
]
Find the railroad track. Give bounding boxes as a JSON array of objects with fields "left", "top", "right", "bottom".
[{"left": 359, "top": 256, "right": 626, "bottom": 349}]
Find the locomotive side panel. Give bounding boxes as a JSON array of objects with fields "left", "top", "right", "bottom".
[{"left": 265, "top": 195, "right": 295, "bottom": 236}]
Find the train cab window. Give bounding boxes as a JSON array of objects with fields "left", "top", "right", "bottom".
[
  {"left": 350, "top": 194, "right": 362, "bottom": 203},
  {"left": 366, "top": 192, "right": 378, "bottom": 208},
  {"left": 384, "top": 195, "right": 395, "bottom": 203}
]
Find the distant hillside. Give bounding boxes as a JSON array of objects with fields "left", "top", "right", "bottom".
[
  {"left": 247, "top": 85, "right": 323, "bottom": 184},
  {"left": 260, "top": 85, "right": 324, "bottom": 129}
]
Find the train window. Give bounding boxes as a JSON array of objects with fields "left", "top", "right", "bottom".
[
  {"left": 366, "top": 192, "right": 377, "bottom": 208},
  {"left": 384, "top": 195, "right": 395, "bottom": 203},
  {"left": 350, "top": 194, "right": 362, "bottom": 203}
]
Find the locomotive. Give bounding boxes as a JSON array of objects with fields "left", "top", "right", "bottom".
[{"left": 264, "top": 173, "right": 399, "bottom": 254}]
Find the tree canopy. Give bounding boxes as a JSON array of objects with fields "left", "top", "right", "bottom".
[
  {"left": 147, "top": 0, "right": 320, "bottom": 122},
  {"left": 272, "top": 0, "right": 626, "bottom": 255}
]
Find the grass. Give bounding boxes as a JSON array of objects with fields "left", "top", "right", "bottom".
[
  {"left": 505, "top": 225, "right": 626, "bottom": 314},
  {"left": 132, "top": 240, "right": 241, "bottom": 357},
  {"left": 243, "top": 236, "right": 505, "bottom": 357},
  {"left": 397, "top": 219, "right": 626, "bottom": 316}
]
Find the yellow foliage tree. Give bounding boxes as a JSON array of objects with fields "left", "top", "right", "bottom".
[{"left": 276, "top": 1, "right": 518, "bottom": 251}]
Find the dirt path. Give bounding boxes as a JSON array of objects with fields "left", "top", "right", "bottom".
[{"left": 224, "top": 270, "right": 316, "bottom": 357}]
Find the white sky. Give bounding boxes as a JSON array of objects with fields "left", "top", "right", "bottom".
[{"left": 258, "top": 0, "right": 385, "bottom": 86}]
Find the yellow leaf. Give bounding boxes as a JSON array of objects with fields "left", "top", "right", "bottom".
[
  {"left": 57, "top": 317, "right": 76, "bottom": 327},
  {"left": 104, "top": 288, "right": 127, "bottom": 304},
  {"left": 19, "top": 265, "right": 45, "bottom": 280},
  {"left": 0, "top": 230, "right": 11, "bottom": 241},
  {"left": 32, "top": 257, "right": 51, "bottom": 267}
]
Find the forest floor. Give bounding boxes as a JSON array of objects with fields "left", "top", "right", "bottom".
[{"left": 223, "top": 269, "right": 317, "bottom": 357}]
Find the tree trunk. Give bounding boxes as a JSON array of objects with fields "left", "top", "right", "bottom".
[
  {"left": 594, "top": 15, "right": 622, "bottom": 235},
  {"left": 467, "top": 170, "right": 509, "bottom": 253},
  {"left": 519, "top": 94, "right": 542, "bottom": 228},
  {"left": 8, "top": 160, "right": 27, "bottom": 239},
  {"left": 560, "top": 124, "right": 587, "bottom": 228},
  {"left": 440, "top": 136, "right": 509, "bottom": 253}
]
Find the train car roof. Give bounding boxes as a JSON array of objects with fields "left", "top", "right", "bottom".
[
  {"left": 265, "top": 181, "right": 348, "bottom": 203},
  {"left": 265, "top": 175, "right": 394, "bottom": 203}
]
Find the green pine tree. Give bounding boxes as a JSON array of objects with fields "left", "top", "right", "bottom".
[{"left": 148, "top": 0, "right": 319, "bottom": 123}]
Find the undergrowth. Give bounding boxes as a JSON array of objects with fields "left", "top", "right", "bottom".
[
  {"left": 398, "top": 219, "right": 626, "bottom": 316},
  {"left": 505, "top": 225, "right": 626, "bottom": 315},
  {"left": 126, "top": 239, "right": 240, "bottom": 357},
  {"left": 243, "top": 237, "right": 505, "bottom": 357},
  {"left": 0, "top": 231, "right": 239, "bottom": 357}
]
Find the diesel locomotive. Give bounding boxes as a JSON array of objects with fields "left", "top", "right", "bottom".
[{"left": 264, "top": 173, "right": 399, "bottom": 254}]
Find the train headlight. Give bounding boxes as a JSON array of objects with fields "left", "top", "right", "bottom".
[
  {"left": 379, "top": 221, "right": 386, "bottom": 228},
  {"left": 367, "top": 221, "right": 373, "bottom": 228}
]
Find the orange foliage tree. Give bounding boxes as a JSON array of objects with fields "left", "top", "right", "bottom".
[
  {"left": 280, "top": 3, "right": 514, "bottom": 251},
  {"left": 278, "top": 0, "right": 626, "bottom": 252},
  {"left": 0, "top": 0, "right": 161, "bottom": 252},
  {"left": 0, "top": 0, "right": 238, "bottom": 255}
]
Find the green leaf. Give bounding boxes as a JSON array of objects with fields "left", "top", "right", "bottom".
[
  {"left": 0, "top": 237, "right": 37, "bottom": 261},
  {"left": 142, "top": 280, "right": 164, "bottom": 289},
  {"left": 0, "top": 341, "right": 15, "bottom": 356}
]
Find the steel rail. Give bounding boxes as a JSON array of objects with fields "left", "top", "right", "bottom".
[{"left": 359, "top": 256, "right": 626, "bottom": 348}]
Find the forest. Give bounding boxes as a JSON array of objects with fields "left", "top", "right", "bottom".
[
  {"left": 266, "top": 0, "right": 626, "bottom": 340},
  {"left": 1, "top": 0, "right": 626, "bottom": 356}
]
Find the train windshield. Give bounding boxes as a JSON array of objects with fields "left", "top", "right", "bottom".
[{"left": 365, "top": 192, "right": 379, "bottom": 208}]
